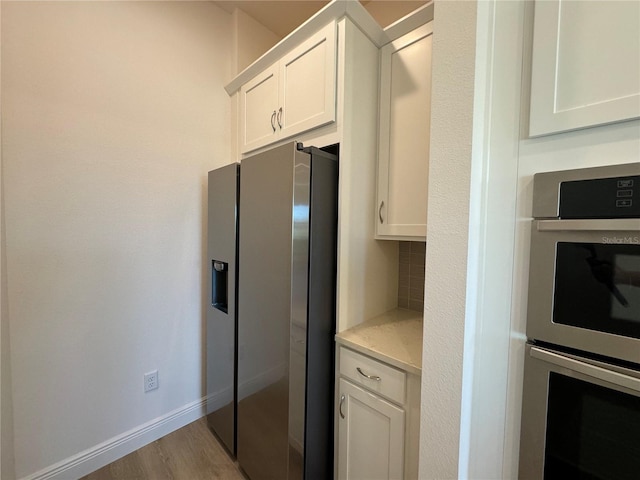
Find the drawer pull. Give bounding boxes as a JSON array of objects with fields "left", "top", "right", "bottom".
[
  {"left": 339, "top": 394, "right": 345, "bottom": 419},
  {"left": 357, "top": 367, "right": 381, "bottom": 381}
]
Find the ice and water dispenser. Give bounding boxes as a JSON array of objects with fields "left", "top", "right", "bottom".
[{"left": 212, "top": 260, "right": 228, "bottom": 313}]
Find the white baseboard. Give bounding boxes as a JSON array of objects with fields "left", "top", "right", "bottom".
[{"left": 20, "top": 397, "right": 209, "bottom": 480}]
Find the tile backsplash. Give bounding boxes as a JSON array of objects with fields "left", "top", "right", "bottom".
[{"left": 398, "top": 241, "right": 426, "bottom": 312}]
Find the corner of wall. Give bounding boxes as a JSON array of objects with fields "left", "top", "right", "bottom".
[
  {"left": 419, "top": 1, "right": 478, "bottom": 478},
  {"left": 231, "top": 8, "right": 240, "bottom": 79},
  {"left": 1, "top": 171, "right": 16, "bottom": 480},
  {"left": 1, "top": 1, "right": 18, "bottom": 475},
  {"left": 233, "top": 8, "right": 281, "bottom": 76}
]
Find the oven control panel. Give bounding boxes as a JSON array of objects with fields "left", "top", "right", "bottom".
[{"left": 559, "top": 175, "right": 640, "bottom": 219}]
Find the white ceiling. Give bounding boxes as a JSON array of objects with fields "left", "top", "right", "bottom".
[{"left": 214, "top": 1, "right": 428, "bottom": 38}]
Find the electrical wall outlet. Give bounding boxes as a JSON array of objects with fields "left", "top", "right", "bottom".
[{"left": 144, "top": 370, "right": 158, "bottom": 392}]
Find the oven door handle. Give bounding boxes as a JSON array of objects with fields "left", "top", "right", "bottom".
[
  {"left": 536, "top": 218, "right": 640, "bottom": 232},
  {"left": 530, "top": 346, "right": 640, "bottom": 393}
]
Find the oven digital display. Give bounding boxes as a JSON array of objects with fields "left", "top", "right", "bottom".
[
  {"left": 553, "top": 242, "right": 640, "bottom": 339},
  {"left": 559, "top": 175, "right": 640, "bottom": 218}
]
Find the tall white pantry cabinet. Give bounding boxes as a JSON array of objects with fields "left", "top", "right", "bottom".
[{"left": 226, "top": 4, "right": 402, "bottom": 343}]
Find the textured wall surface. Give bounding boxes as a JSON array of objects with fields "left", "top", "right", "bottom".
[{"left": 419, "top": 2, "right": 477, "bottom": 478}]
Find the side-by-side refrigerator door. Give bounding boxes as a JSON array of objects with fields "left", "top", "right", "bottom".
[
  {"left": 237, "top": 142, "right": 299, "bottom": 480},
  {"left": 206, "top": 163, "right": 239, "bottom": 456}
]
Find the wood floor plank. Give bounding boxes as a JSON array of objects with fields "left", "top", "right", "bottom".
[
  {"left": 108, "top": 458, "right": 146, "bottom": 479},
  {"left": 135, "top": 440, "right": 175, "bottom": 480},
  {"left": 82, "top": 466, "right": 117, "bottom": 480},
  {"left": 80, "top": 418, "right": 245, "bottom": 480}
]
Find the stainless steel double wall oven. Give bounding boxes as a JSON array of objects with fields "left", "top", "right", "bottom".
[{"left": 519, "top": 163, "right": 640, "bottom": 480}]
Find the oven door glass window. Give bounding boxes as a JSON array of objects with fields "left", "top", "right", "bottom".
[
  {"left": 554, "top": 242, "right": 640, "bottom": 339},
  {"left": 544, "top": 373, "right": 640, "bottom": 479}
]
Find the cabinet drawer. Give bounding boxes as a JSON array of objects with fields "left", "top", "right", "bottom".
[{"left": 339, "top": 347, "right": 406, "bottom": 405}]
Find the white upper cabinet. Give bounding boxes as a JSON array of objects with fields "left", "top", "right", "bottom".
[
  {"left": 529, "top": 0, "right": 640, "bottom": 137},
  {"left": 279, "top": 24, "right": 337, "bottom": 140},
  {"left": 239, "top": 22, "right": 337, "bottom": 154},
  {"left": 241, "top": 64, "right": 279, "bottom": 153},
  {"left": 376, "top": 22, "right": 433, "bottom": 240}
]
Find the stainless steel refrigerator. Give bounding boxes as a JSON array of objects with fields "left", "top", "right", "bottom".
[
  {"left": 206, "top": 142, "right": 338, "bottom": 480},
  {"left": 206, "top": 161, "right": 239, "bottom": 456}
]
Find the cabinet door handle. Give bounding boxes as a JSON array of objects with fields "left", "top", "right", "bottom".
[
  {"left": 270, "top": 110, "right": 276, "bottom": 132},
  {"left": 277, "top": 107, "right": 283, "bottom": 129},
  {"left": 357, "top": 367, "right": 381, "bottom": 381},
  {"left": 378, "top": 201, "right": 385, "bottom": 224},
  {"left": 339, "top": 394, "right": 345, "bottom": 419}
]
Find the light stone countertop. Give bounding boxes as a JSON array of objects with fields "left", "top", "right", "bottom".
[{"left": 335, "top": 308, "right": 423, "bottom": 376}]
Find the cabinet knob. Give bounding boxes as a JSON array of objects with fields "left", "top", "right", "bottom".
[
  {"left": 379, "top": 201, "right": 385, "bottom": 224},
  {"left": 277, "top": 107, "right": 283, "bottom": 129},
  {"left": 339, "top": 394, "right": 345, "bottom": 419},
  {"left": 270, "top": 110, "right": 277, "bottom": 132}
]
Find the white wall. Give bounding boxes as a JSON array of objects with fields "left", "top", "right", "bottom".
[
  {"left": 419, "top": 2, "right": 477, "bottom": 478},
  {"left": 1, "top": 2, "right": 18, "bottom": 477},
  {"left": 233, "top": 8, "right": 281, "bottom": 76},
  {"left": 1, "top": 193, "right": 15, "bottom": 480},
  {"left": 1, "top": 1, "right": 232, "bottom": 477},
  {"left": 362, "top": 0, "right": 428, "bottom": 28}
]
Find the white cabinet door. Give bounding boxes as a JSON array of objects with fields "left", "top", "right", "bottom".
[
  {"left": 279, "top": 22, "right": 337, "bottom": 139},
  {"left": 376, "top": 23, "right": 432, "bottom": 240},
  {"left": 239, "top": 64, "right": 279, "bottom": 153},
  {"left": 338, "top": 378, "right": 405, "bottom": 480},
  {"left": 529, "top": 0, "right": 640, "bottom": 136},
  {"left": 239, "top": 22, "right": 337, "bottom": 154}
]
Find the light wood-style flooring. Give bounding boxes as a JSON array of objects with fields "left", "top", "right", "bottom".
[{"left": 81, "top": 418, "right": 245, "bottom": 480}]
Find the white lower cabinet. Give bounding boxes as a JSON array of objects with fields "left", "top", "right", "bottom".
[
  {"left": 338, "top": 378, "right": 405, "bottom": 480},
  {"left": 336, "top": 346, "right": 420, "bottom": 480}
]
